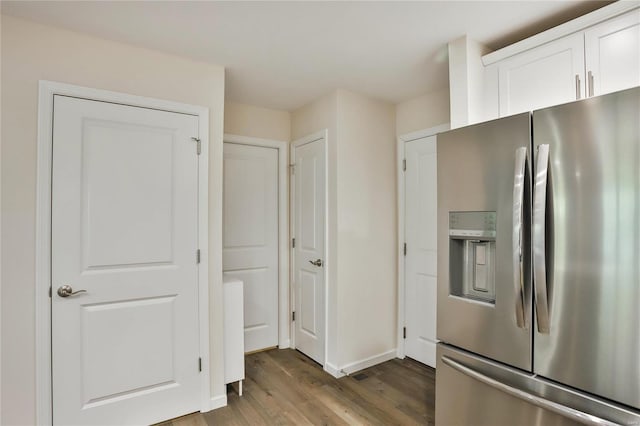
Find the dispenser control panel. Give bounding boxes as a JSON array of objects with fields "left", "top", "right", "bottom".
[{"left": 449, "top": 211, "right": 496, "bottom": 239}]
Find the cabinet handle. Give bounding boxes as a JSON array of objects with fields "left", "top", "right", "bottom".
[
  {"left": 575, "top": 75, "right": 581, "bottom": 100},
  {"left": 588, "top": 71, "right": 594, "bottom": 97}
]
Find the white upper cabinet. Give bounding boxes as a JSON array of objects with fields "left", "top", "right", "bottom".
[
  {"left": 489, "top": 7, "right": 639, "bottom": 118},
  {"left": 585, "top": 9, "right": 640, "bottom": 97},
  {"left": 498, "top": 33, "right": 585, "bottom": 116}
]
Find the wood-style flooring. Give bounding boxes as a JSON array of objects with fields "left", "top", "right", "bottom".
[{"left": 164, "top": 348, "right": 435, "bottom": 426}]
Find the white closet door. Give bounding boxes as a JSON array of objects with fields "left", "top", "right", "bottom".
[
  {"left": 292, "top": 137, "right": 326, "bottom": 365},
  {"left": 51, "top": 95, "right": 201, "bottom": 425},
  {"left": 404, "top": 135, "right": 438, "bottom": 367},
  {"left": 223, "top": 143, "right": 279, "bottom": 352}
]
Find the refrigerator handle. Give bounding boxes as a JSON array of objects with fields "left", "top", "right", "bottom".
[
  {"left": 533, "top": 144, "right": 551, "bottom": 334},
  {"left": 512, "top": 147, "right": 528, "bottom": 329},
  {"left": 441, "top": 356, "right": 620, "bottom": 426}
]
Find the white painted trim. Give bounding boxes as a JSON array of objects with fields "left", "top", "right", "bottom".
[
  {"left": 222, "top": 134, "right": 290, "bottom": 349},
  {"left": 36, "top": 80, "right": 212, "bottom": 424},
  {"left": 323, "top": 362, "right": 345, "bottom": 379},
  {"left": 340, "top": 349, "right": 398, "bottom": 375},
  {"left": 209, "top": 394, "right": 228, "bottom": 411},
  {"left": 396, "top": 124, "right": 449, "bottom": 360},
  {"left": 324, "top": 349, "right": 398, "bottom": 378},
  {"left": 290, "top": 130, "right": 329, "bottom": 365},
  {"left": 278, "top": 339, "right": 291, "bottom": 349},
  {"left": 483, "top": 2, "right": 639, "bottom": 65}
]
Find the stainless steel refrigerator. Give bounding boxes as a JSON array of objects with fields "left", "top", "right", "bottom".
[{"left": 435, "top": 86, "right": 640, "bottom": 425}]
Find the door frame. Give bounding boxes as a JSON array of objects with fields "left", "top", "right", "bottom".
[
  {"left": 396, "top": 123, "right": 449, "bottom": 359},
  {"left": 289, "top": 130, "right": 329, "bottom": 366},
  {"left": 35, "top": 80, "right": 211, "bottom": 424},
  {"left": 223, "top": 134, "right": 290, "bottom": 349}
]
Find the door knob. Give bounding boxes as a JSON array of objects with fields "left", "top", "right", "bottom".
[
  {"left": 57, "top": 285, "right": 87, "bottom": 298},
  {"left": 309, "top": 259, "right": 323, "bottom": 267}
]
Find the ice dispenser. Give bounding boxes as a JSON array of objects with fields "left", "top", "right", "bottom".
[{"left": 449, "top": 212, "right": 496, "bottom": 303}]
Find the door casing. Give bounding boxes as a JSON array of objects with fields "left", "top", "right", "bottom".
[
  {"left": 223, "top": 134, "right": 290, "bottom": 349},
  {"left": 35, "top": 81, "right": 211, "bottom": 425},
  {"left": 396, "top": 123, "right": 449, "bottom": 360},
  {"left": 289, "top": 130, "right": 329, "bottom": 367}
]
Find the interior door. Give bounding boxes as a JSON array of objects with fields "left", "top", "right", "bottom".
[
  {"left": 404, "top": 136, "right": 438, "bottom": 367},
  {"left": 292, "top": 137, "right": 326, "bottom": 365},
  {"left": 223, "top": 142, "right": 279, "bottom": 353},
  {"left": 51, "top": 96, "right": 201, "bottom": 425}
]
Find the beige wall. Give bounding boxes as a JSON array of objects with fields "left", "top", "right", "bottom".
[
  {"left": 0, "top": 15, "right": 226, "bottom": 425},
  {"left": 224, "top": 101, "right": 291, "bottom": 141},
  {"left": 395, "top": 88, "right": 450, "bottom": 136},
  {"left": 335, "top": 90, "right": 397, "bottom": 367},
  {"left": 291, "top": 90, "right": 397, "bottom": 371}
]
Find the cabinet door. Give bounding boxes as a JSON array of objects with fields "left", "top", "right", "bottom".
[
  {"left": 498, "top": 33, "right": 585, "bottom": 116},
  {"left": 585, "top": 9, "right": 640, "bottom": 97}
]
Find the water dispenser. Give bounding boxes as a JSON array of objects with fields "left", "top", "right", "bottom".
[{"left": 449, "top": 211, "right": 496, "bottom": 304}]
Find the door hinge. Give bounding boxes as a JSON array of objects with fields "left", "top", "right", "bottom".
[
  {"left": 49, "top": 287, "right": 52, "bottom": 298},
  {"left": 196, "top": 249, "right": 201, "bottom": 264},
  {"left": 198, "top": 357, "right": 202, "bottom": 372},
  {"left": 289, "top": 163, "right": 295, "bottom": 175},
  {"left": 292, "top": 238, "right": 296, "bottom": 248},
  {"left": 403, "top": 243, "right": 407, "bottom": 256},
  {"left": 191, "top": 137, "right": 202, "bottom": 155},
  {"left": 403, "top": 327, "right": 407, "bottom": 339},
  {"left": 292, "top": 311, "right": 295, "bottom": 322},
  {"left": 402, "top": 159, "right": 406, "bottom": 172}
]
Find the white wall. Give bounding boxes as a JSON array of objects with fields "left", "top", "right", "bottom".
[
  {"left": 0, "top": 15, "right": 226, "bottom": 425},
  {"left": 224, "top": 101, "right": 291, "bottom": 141},
  {"left": 448, "top": 35, "right": 490, "bottom": 129},
  {"left": 395, "top": 88, "right": 450, "bottom": 136},
  {"left": 291, "top": 90, "right": 397, "bottom": 372},
  {"left": 335, "top": 90, "right": 397, "bottom": 367}
]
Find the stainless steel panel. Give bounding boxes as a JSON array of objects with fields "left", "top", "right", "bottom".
[
  {"left": 436, "top": 343, "right": 640, "bottom": 426},
  {"left": 437, "top": 113, "right": 533, "bottom": 370},
  {"left": 533, "top": 87, "right": 640, "bottom": 410}
]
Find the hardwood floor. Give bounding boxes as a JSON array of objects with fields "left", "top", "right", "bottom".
[{"left": 164, "top": 348, "right": 435, "bottom": 426}]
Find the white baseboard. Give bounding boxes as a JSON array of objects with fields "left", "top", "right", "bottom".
[
  {"left": 340, "top": 349, "right": 397, "bottom": 375},
  {"left": 323, "top": 362, "right": 346, "bottom": 378},
  {"left": 208, "top": 394, "right": 228, "bottom": 411},
  {"left": 323, "top": 349, "right": 398, "bottom": 378},
  {"left": 278, "top": 339, "right": 291, "bottom": 349}
]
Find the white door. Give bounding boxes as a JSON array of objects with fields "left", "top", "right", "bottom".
[
  {"left": 292, "top": 136, "right": 326, "bottom": 365},
  {"left": 585, "top": 9, "right": 640, "bottom": 97},
  {"left": 223, "top": 142, "right": 279, "bottom": 353},
  {"left": 51, "top": 96, "right": 201, "bottom": 425},
  {"left": 404, "top": 136, "right": 438, "bottom": 367},
  {"left": 498, "top": 32, "right": 585, "bottom": 116}
]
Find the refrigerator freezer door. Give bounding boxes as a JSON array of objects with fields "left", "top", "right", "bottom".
[
  {"left": 436, "top": 343, "right": 640, "bottom": 426},
  {"left": 533, "top": 86, "right": 640, "bottom": 410},
  {"left": 437, "top": 113, "right": 533, "bottom": 370}
]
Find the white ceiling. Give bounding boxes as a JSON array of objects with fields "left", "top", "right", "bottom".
[{"left": 1, "top": 1, "right": 610, "bottom": 111}]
